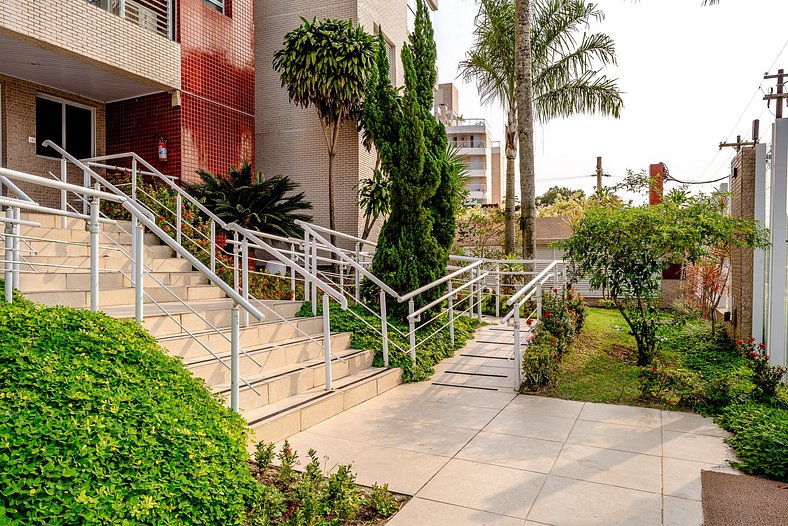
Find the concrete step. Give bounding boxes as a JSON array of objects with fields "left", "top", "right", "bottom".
[
  {"left": 245, "top": 367, "right": 402, "bottom": 444},
  {"left": 16, "top": 240, "right": 172, "bottom": 259},
  {"left": 102, "top": 299, "right": 306, "bottom": 337},
  {"left": 158, "top": 316, "right": 324, "bottom": 360},
  {"left": 18, "top": 255, "right": 194, "bottom": 273},
  {"left": 17, "top": 270, "right": 209, "bottom": 292},
  {"left": 187, "top": 332, "right": 353, "bottom": 387},
  {"left": 23, "top": 283, "right": 226, "bottom": 309},
  {"left": 215, "top": 345, "right": 372, "bottom": 409},
  {"left": 18, "top": 226, "right": 160, "bottom": 246}
]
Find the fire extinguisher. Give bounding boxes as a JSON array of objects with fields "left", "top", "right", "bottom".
[{"left": 158, "top": 137, "right": 168, "bottom": 162}]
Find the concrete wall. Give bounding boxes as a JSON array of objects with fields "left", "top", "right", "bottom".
[
  {"left": 0, "top": 0, "right": 180, "bottom": 91},
  {"left": 255, "top": 0, "right": 408, "bottom": 241},
  {"left": 0, "top": 74, "right": 106, "bottom": 207},
  {"left": 730, "top": 147, "right": 756, "bottom": 339}
]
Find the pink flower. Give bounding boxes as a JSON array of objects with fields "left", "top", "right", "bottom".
[
  {"left": 736, "top": 339, "right": 744, "bottom": 345},
  {"left": 749, "top": 351, "right": 759, "bottom": 358},
  {"left": 758, "top": 343, "right": 767, "bottom": 350}
]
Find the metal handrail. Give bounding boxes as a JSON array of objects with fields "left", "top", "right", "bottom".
[
  {"left": 399, "top": 260, "right": 483, "bottom": 303},
  {"left": 0, "top": 175, "right": 36, "bottom": 203},
  {"left": 409, "top": 271, "right": 489, "bottom": 320},
  {"left": 506, "top": 261, "right": 560, "bottom": 306},
  {"left": 297, "top": 221, "right": 378, "bottom": 248}
]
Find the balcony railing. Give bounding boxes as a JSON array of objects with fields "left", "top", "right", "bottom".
[
  {"left": 87, "top": 0, "right": 175, "bottom": 40},
  {"left": 453, "top": 140, "right": 487, "bottom": 149},
  {"left": 467, "top": 184, "right": 487, "bottom": 192}
]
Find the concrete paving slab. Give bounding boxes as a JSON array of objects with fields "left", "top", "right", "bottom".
[
  {"left": 457, "top": 431, "right": 564, "bottom": 473},
  {"left": 579, "top": 402, "right": 663, "bottom": 428},
  {"left": 567, "top": 419, "right": 663, "bottom": 456},
  {"left": 662, "top": 430, "right": 733, "bottom": 464},
  {"left": 386, "top": 497, "right": 524, "bottom": 526}
]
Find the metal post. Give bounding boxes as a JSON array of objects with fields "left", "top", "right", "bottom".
[
  {"left": 167, "top": 0, "right": 174, "bottom": 39},
  {"left": 134, "top": 217, "right": 145, "bottom": 324},
  {"left": 83, "top": 170, "right": 91, "bottom": 216},
  {"left": 513, "top": 305, "right": 522, "bottom": 391},
  {"left": 311, "top": 237, "right": 317, "bottom": 316},
  {"left": 12, "top": 207, "right": 20, "bottom": 292},
  {"left": 477, "top": 268, "right": 483, "bottom": 321},
  {"left": 4, "top": 209, "right": 13, "bottom": 303},
  {"left": 130, "top": 160, "right": 138, "bottom": 285},
  {"left": 303, "top": 233, "right": 311, "bottom": 303},
  {"left": 210, "top": 220, "right": 216, "bottom": 274},
  {"left": 495, "top": 263, "right": 501, "bottom": 318},
  {"left": 232, "top": 231, "right": 239, "bottom": 294},
  {"left": 290, "top": 243, "right": 296, "bottom": 298},
  {"left": 60, "top": 158, "right": 67, "bottom": 229},
  {"left": 448, "top": 280, "right": 455, "bottom": 345},
  {"left": 118, "top": 0, "right": 126, "bottom": 17},
  {"left": 322, "top": 293, "right": 333, "bottom": 391},
  {"left": 467, "top": 273, "right": 474, "bottom": 318},
  {"left": 241, "top": 237, "right": 250, "bottom": 327},
  {"left": 89, "top": 185, "right": 100, "bottom": 312},
  {"left": 408, "top": 299, "right": 417, "bottom": 362},
  {"left": 230, "top": 304, "right": 240, "bottom": 413},
  {"left": 536, "top": 285, "right": 543, "bottom": 319},
  {"left": 553, "top": 266, "right": 559, "bottom": 289},
  {"left": 339, "top": 262, "right": 344, "bottom": 295},
  {"left": 354, "top": 242, "right": 361, "bottom": 302},
  {"left": 380, "top": 290, "right": 389, "bottom": 367},
  {"left": 175, "top": 193, "right": 182, "bottom": 255}
]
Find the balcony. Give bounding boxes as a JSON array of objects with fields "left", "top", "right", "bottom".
[
  {"left": 87, "top": 0, "right": 175, "bottom": 40},
  {"left": 0, "top": 0, "right": 181, "bottom": 101}
]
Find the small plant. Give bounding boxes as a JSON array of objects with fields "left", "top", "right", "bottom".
[
  {"left": 639, "top": 363, "right": 706, "bottom": 408},
  {"left": 716, "top": 403, "right": 788, "bottom": 482},
  {"left": 366, "top": 483, "right": 399, "bottom": 518},
  {"left": 277, "top": 440, "right": 299, "bottom": 488},
  {"left": 322, "top": 464, "right": 363, "bottom": 522},
  {"left": 254, "top": 441, "right": 276, "bottom": 472},
  {"left": 736, "top": 339, "right": 788, "bottom": 401},
  {"left": 521, "top": 331, "right": 560, "bottom": 390}
]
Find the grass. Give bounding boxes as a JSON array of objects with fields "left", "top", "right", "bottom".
[{"left": 541, "top": 308, "right": 647, "bottom": 406}]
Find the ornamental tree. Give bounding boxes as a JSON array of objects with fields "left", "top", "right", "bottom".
[
  {"left": 273, "top": 18, "right": 376, "bottom": 243},
  {"left": 561, "top": 189, "right": 768, "bottom": 366}
]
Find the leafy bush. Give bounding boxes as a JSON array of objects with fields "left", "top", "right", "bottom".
[
  {"left": 735, "top": 339, "right": 788, "bottom": 401},
  {"left": 0, "top": 300, "right": 257, "bottom": 524},
  {"left": 521, "top": 331, "right": 560, "bottom": 391},
  {"left": 297, "top": 301, "right": 481, "bottom": 383},
  {"left": 716, "top": 404, "right": 788, "bottom": 482},
  {"left": 639, "top": 364, "right": 706, "bottom": 408}
]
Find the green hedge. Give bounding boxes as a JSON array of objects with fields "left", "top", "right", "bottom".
[
  {"left": 0, "top": 296, "right": 257, "bottom": 524},
  {"left": 716, "top": 403, "right": 788, "bottom": 482},
  {"left": 297, "top": 301, "right": 481, "bottom": 383}
]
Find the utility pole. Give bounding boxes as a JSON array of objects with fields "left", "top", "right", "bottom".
[
  {"left": 763, "top": 69, "right": 787, "bottom": 118},
  {"left": 596, "top": 157, "right": 603, "bottom": 193},
  {"left": 719, "top": 120, "right": 760, "bottom": 152}
]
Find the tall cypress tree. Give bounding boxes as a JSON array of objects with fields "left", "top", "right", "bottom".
[{"left": 362, "top": 0, "right": 455, "bottom": 316}]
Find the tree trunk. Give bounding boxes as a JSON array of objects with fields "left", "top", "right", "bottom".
[
  {"left": 504, "top": 107, "right": 517, "bottom": 255},
  {"left": 327, "top": 121, "right": 341, "bottom": 248},
  {"left": 515, "top": 0, "right": 536, "bottom": 261}
]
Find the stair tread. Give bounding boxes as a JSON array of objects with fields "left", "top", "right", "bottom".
[
  {"left": 242, "top": 368, "right": 398, "bottom": 425},
  {"left": 159, "top": 315, "right": 322, "bottom": 343},
  {"left": 213, "top": 345, "right": 367, "bottom": 393}
]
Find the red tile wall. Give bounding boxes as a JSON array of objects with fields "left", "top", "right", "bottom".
[{"left": 106, "top": 93, "right": 182, "bottom": 179}]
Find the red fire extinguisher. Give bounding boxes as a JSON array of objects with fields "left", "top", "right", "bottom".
[{"left": 158, "top": 137, "right": 168, "bottom": 162}]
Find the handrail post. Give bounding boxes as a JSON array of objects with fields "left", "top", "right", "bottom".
[
  {"left": 175, "top": 193, "right": 182, "bottom": 256},
  {"left": 467, "top": 270, "right": 474, "bottom": 319},
  {"left": 536, "top": 285, "right": 543, "bottom": 319},
  {"left": 513, "top": 305, "right": 522, "bottom": 391},
  {"left": 553, "top": 264, "right": 559, "bottom": 289},
  {"left": 448, "top": 280, "right": 455, "bottom": 345},
  {"left": 60, "top": 158, "right": 67, "bottom": 229},
  {"left": 477, "top": 268, "right": 483, "bottom": 322},
  {"left": 89, "top": 184, "right": 100, "bottom": 312},
  {"left": 354, "top": 242, "right": 360, "bottom": 302},
  {"left": 232, "top": 231, "right": 240, "bottom": 294},
  {"left": 134, "top": 215, "right": 145, "bottom": 324},
  {"left": 495, "top": 263, "right": 501, "bottom": 318},
  {"left": 4, "top": 209, "right": 13, "bottom": 303},
  {"left": 12, "top": 208, "right": 20, "bottom": 292},
  {"left": 130, "top": 159, "right": 138, "bottom": 286},
  {"left": 82, "top": 170, "right": 90, "bottom": 216},
  {"left": 210, "top": 220, "right": 216, "bottom": 274},
  {"left": 290, "top": 243, "right": 296, "bottom": 299},
  {"left": 339, "top": 261, "right": 344, "bottom": 295},
  {"left": 241, "top": 237, "right": 250, "bottom": 327},
  {"left": 380, "top": 290, "right": 389, "bottom": 367},
  {"left": 303, "top": 232, "right": 311, "bottom": 303},
  {"left": 230, "top": 304, "right": 240, "bottom": 413},
  {"left": 311, "top": 237, "right": 317, "bottom": 316},
  {"left": 408, "top": 299, "right": 417, "bottom": 362},
  {"left": 323, "top": 293, "right": 333, "bottom": 391}
]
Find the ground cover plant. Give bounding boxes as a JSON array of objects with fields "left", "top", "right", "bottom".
[
  {"left": 534, "top": 305, "right": 788, "bottom": 482},
  {"left": 297, "top": 300, "right": 481, "bottom": 382},
  {"left": 247, "top": 440, "right": 404, "bottom": 525}
]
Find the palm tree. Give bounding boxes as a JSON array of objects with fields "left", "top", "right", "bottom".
[
  {"left": 464, "top": 0, "right": 622, "bottom": 257},
  {"left": 357, "top": 169, "right": 391, "bottom": 239},
  {"left": 187, "top": 162, "right": 312, "bottom": 238}
]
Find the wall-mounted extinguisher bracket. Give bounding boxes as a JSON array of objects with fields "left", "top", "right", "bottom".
[{"left": 158, "top": 137, "right": 168, "bottom": 162}]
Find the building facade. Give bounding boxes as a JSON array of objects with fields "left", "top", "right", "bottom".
[
  {"left": 255, "top": 0, "right": 437, "bottom": 241},
  {"left": 0, "top": 0, "right": 254, "bottom": 205},
  {"left": 434, "top": 82, "right": 495, "bottom": 206}
]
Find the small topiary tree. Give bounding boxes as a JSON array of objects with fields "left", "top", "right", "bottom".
[{"left": 561, "top": 188, "right": 768, "bottom": 366}]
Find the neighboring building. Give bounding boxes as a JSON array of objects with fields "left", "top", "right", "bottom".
[
  {"left": 255, "top": 0, "right": 438, "bottom": 241},
  {"left": 0, "top": 0, "right": 254, "bottom": 206},
  {"left": 435, "top": 82, "right": 494, "bottom": 205}
]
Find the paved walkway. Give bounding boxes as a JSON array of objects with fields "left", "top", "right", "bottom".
[{"left": 283, "top": 326, "right": 735, "bottom": 526}]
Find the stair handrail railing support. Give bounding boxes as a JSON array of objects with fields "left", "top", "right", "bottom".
[
  {"left": 513, "top": 302, "right": 522, "bottom": 390},
  {"left": 4, "top": 208, "right": 13, "bottom": 303},
  {"left": 89, "top": 183, "right": 101, "bottom": 312}
]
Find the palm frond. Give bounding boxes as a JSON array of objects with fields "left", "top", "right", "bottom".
[{"left": 533, "top": 73, "right": 623, "bottom": 121}]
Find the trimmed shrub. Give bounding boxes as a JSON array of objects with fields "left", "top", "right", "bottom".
[
  {"left": 716, "top": 404, "right": 788, "bottom": 482},
  {"left": 0, "top": 300, "right": 257, "bottom": 524},
  {"left": 521, "top": 331, "right": 560, "bottom": 391}
]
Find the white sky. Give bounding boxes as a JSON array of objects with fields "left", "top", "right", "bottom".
[{"left": 433, "top": 0, "right": 788, "bottom": 199}]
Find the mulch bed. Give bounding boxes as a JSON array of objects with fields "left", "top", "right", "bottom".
[{"left": 701, "top": 470, "right": 788, "bottom": 525}]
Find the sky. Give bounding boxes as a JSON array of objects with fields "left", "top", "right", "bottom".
[{"left": 433, "top": 0, "right": 788, "bottom": 200}]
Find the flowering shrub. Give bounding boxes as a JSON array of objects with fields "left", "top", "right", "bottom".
[
  {"left": 639, "top": 364, "right": 706, "bottom": 407},
  {"left": 736, "top": 338, "right": 788, "bottom": 401},
  {"left": 521, "top": 329, "right": 560, "bottom": 390}
]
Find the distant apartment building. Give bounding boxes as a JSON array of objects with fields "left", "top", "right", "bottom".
[
  {"left": 434, "top": 82, "right": 496, "bottom": 206},
  {"left": 255, "top": 0, "right": 438, "bottom": 240},
  {"left": 0, "top": 0, "right": 255, "bottom": 205}
]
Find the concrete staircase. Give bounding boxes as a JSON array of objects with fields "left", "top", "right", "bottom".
[{"left": 14, "top": 213, "right": 401, "bottom": 442}]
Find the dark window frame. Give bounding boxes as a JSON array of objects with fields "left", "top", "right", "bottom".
[{"left": 35, "top": 94, "right": 96, "bottom": 161}]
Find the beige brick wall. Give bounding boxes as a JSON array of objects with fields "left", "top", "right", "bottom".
[
  {"left": 0, "top": 0, "right": 180, "bottom": 90},
  {"left": 730, "top": 147, "right": 756, "bottom": 339},
  {"left": 255, "top": 0, "right": 408, "bottom": 244},
  {"left": 0, "top": 74, "right": 106, "bottom": 208}
]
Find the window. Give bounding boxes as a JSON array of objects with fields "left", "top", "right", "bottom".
[
  {"left": 36, "top": 96, "right": 95, "bottom": 160},
  {"left": 385, "top": 39, "right": 396, "bottom": 84},
  {"left": 201, "top": 0, "right": 224, "bottom": 14}
]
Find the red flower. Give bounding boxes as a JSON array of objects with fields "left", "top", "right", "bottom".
[
  {"left": 764, "top": 354, "right": 769, "bottom": 360},
  {"left": 553, "top": 288, "right": 558, "bottom": 293},
  {"left": 651, "top": 366, "right": 657, "bottom": 373},
  {"left": 749, "top": 337, "right": 756, "bottom": 344},
  {"left": 736, "top": 339, "right": 744, "bottom": 345},
  {"left": 749, "top": 351, "right": 759, "bottom": 358},
  {"left": 758, "top": 343, "right": 766, "bottom": 350},
  {"left": 526, "top": 319, "right": 533, "bottom": 326}
]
